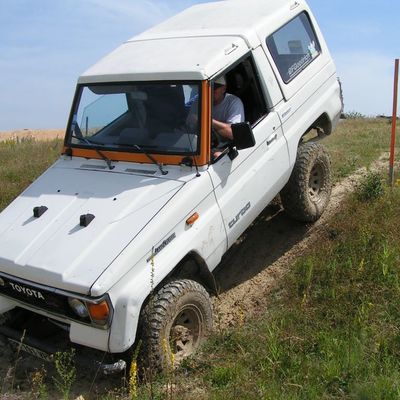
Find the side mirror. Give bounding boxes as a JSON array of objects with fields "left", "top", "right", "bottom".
[{"left": 231, "top": 122, "right": 255, "bottom": 150}]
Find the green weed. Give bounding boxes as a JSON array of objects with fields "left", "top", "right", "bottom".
[
  {"left": 30, "top": 367, "right": 48, "bottom": 400},
  {"left": 356, "top": 171, "right": 385, "bottom": 202},
  {"left": 52, "top": 349, "right": 76, "bottom": 400},
  {"left": 343, "top": 111, "right": 366, "bottom": 119}
]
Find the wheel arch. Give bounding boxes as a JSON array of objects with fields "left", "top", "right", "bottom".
[
  {"left": 153, "top": 251, "right": 215, "bottom": 296},
  {"left": 136, "top": 251, "right": 215, "bottom": 333},
  {"left": 108, "top": 250, "right": 215, "bottom": 355},
  {"left": 302, "top": 112, "right": 333, "bottom": 141}
]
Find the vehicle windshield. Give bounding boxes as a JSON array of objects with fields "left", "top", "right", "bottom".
[{"left": 67, "top": 82, "right": 201, "bottom": 155}]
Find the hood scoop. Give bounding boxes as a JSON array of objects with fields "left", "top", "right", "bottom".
[
  {"left": 80, "top": 214, "right": 95, "bottom": 227},
  {"left": 125, "top": 168, "right": 156, "bottom": 175},
  {"left": 33, "top": 206, "right": 48, "bottom": 218},
  {"left": 80, "top": 164, "right": 108, "bottom": 170}
]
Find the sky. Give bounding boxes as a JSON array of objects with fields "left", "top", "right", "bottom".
[{"left": 0, "top": 0, "right": 399, "bottom": 131}]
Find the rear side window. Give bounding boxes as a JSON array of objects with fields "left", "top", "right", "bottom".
[{"left": 266, "top": 12, "right": 321, "bottom": 83}]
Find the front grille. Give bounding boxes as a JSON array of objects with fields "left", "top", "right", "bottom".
[
  {"left": 0, "top": 273, "right": 88, "bottom": 323},
  {"left": 0, "top": 273, "right": 113, "bottom": 329}
]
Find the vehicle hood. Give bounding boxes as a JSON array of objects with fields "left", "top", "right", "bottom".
[{"left": 0, "top": 160, "right": 184, "bottom": 294}]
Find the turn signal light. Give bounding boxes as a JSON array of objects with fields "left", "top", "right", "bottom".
[
  {"left": 88, "top": 301, "right": 110, "bottom": 323},
  {"left": 186, "top": 212, "right": 199, "bottom": 226}
]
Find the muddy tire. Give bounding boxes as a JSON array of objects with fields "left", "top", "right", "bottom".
[
  {"left": 137, "top": 279, "right": 213, "bottom": 374},
  {"left": 280, "top": 142, "right": 332, "bottom": 222}
]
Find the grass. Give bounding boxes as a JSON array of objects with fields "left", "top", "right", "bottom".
[
  {"left": 324, "top": 118, "right": 395, "bottom": 181},
  {"left": 0, "top": 138, "right": 62, "bottom": 212},
  {"left": 0, "top": 119, "right": 399, "bottom": 399},
  {"left": 168, "top": 175, "right": 400, "bottom": 399}
]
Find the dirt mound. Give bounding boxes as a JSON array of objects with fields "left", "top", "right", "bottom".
[
  {"left": 0, "top": 129, "right": 64, "bottom": 142},
  {"left": 212, "top": 154, "right": 390, "bottom": 329}
]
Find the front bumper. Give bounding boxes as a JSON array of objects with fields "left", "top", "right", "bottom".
[{"left": 0, "top": 323, "right": 126, "bottom": 375}]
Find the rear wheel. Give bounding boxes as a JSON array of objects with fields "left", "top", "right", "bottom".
[
  {"left": 137, "top": 279, "right": 213, "bottom": 374},
  {"left": 281, "top": 142, "right": 332, "bottom": 222}
]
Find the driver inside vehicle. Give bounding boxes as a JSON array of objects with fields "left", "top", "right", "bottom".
[
  {"left": 211, "top": 75, "right": 245, "bottom": 159},
  {"left": 186, "top": 75, "right": 245, "bottom": 160},
  {"left": 212, "top": 76, "right": 245, "bottom": 140}
]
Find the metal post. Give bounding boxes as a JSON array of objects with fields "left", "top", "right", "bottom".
[{"left": 389, "top": 59, "right": 399, "bottom": 186}]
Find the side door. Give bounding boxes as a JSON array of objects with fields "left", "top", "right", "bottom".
[{"left": 207, "top": 54, "right": 290, "bottom": 248}]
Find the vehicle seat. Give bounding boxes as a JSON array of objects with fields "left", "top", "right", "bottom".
[
  {"left": 144, "top": 85, "right": 186, "bottom": 137},
  {"left": 227, "top": 70, "right": 253, "bottom": 122},
  {"left": 227, "top": 67, "right": 264, "bottom": 125}
]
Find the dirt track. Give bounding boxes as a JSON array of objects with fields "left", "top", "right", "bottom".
[{"left": 212, "top": 154, "right": 388, "bottom": 329}]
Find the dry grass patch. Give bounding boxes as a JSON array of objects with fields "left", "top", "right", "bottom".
[{"left": 0, "top": 129, "right": 64, "bottom": 143}]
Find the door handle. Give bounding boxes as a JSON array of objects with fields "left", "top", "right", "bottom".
[{"left": 267, "top": 133, "right": 277, "bottom": 146}]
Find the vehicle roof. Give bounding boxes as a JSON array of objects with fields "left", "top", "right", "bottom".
[
  {"left": 79, "top": 0, "right": 309, "bottom": 84},
  {"left": 133, "top": 0, "right": 301, "bottom": 43}
]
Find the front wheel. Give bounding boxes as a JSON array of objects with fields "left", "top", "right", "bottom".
[
  {"left": 137, "top": 279, "right": 213, "bottom": 373},
  {"left": 280, "top": 142, "right": 332, "bottom": 222}
]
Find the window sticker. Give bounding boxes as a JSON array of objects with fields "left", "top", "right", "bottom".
[
  {"left": 288, "top": 53, "right": 312, "bottom": 79},
  {"left": 308, "top": 41, "right": 318, "bottom": 58},
  {"left": 266, "top": 12, "right": 321, "bottom": 83}
]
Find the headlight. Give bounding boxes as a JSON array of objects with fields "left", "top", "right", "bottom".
[
  {"left": 67, "top": 295, "right": 112, "bottom": 327},
  {"left": 68, "top": 298, "right": 89, "bottom": 318}
]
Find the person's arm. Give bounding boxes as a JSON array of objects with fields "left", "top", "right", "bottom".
[
  {"left": 212, "top": 95, "right": 245, "bottom": 140},
  {"left": 212, "top": 119, "right": 233, "bottom": 140}
]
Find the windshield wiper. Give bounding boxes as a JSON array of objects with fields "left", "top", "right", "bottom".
[
  {"left": 117, "top": 143, "right": 168, "bottom": 175},
  {"left": 71, "top": 134, "right": 114, "bottom": 170}
]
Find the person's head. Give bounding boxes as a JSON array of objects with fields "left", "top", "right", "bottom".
[{"left": 213, "top": 75, "right": 227, "bottom": 105}]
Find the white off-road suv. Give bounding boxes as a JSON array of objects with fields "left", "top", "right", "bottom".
[{"left": 0, "top": 0, "right": 342, "bottom": 373}]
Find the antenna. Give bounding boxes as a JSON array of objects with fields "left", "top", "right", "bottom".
[{"left": 186, "top": 131, "right": 201, "bottom": 177}]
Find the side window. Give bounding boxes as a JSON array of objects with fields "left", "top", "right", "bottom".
[
  {"left": 225, "top": 56, "right": 268, "bottom": 126},
  {"left": 266, "top": 12, "right": 321, "bottom": 83}
]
